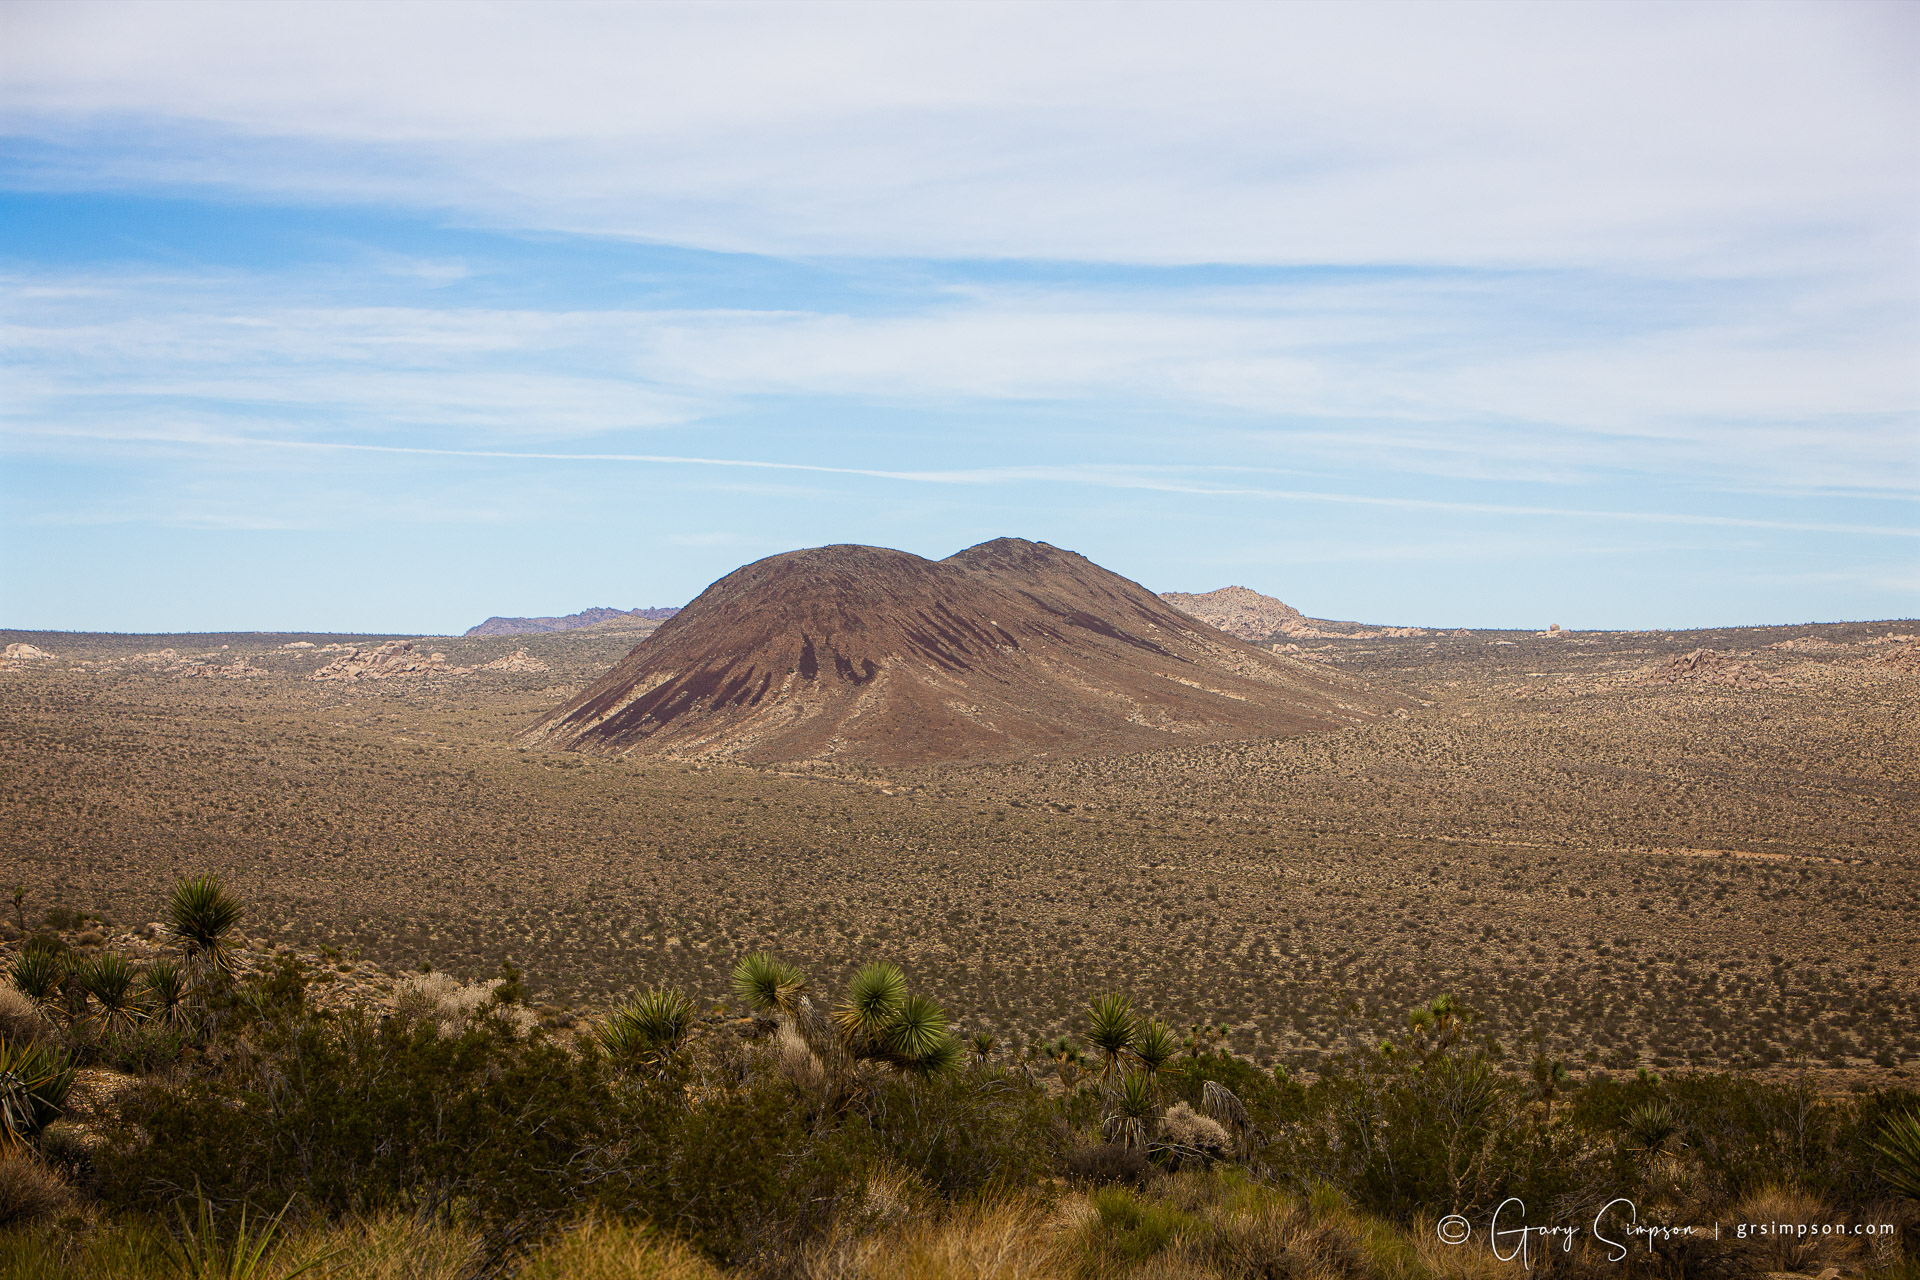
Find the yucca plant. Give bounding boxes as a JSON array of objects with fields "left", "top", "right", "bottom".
[
  {"left": 730, "top": 952, "right": 804, "bottom": 1015},
  {"left": 1084, "top": 993, "right": 1137, "bottom": 1080},
  {"left": 1102, "top": 1071, "right": 1157, "bottom": 1150},
  {"left": 80, "top": 953, "right": 144, "bottom": 1031},
  {"left": 1625, "top": 1100, "right": 1682, "bottom": 1157},
  {"left": 883, "top": 992, "right": 951, "bottom": 1066},
  {"left": 594, "top": 989, "right": 696, "bottom": 1070},
  {"left": 144, "top": 960, "right": 190, "bottom": 1028},
  {"left": 8, "top": 948, "right": 66, "bottom": 1007},
  {"left": 835, "top": 963, "right": 907, "bottom": 1051},
  {"left": 1869, "top": 1110, "right": 1920, "bottom": 1201},
  {"left": 0, "top": 1037, "right": 76, "bottom": 1147},
  {"left": 168, "top": 875, "right": 243, "bottom": 975},
  {"left": 1132, "top": 1018, "right": 1179, "bottom": 1083},
  {"left": 968, "top": 1030, "right": 996, "bottom": 1067},
  {"left": 166, "top": 1188, "right": 338, "bottom": 1280},
  {"left": 904, "top": 1031, "right": 963, "bottom": 1077}
]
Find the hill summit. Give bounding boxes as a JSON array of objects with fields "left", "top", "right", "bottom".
[{"left": 521, "top": 538, "right": 1404, "bottom": 765}]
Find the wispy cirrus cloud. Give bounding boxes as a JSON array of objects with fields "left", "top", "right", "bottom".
[{"left": 1, "top": 1, "right": 1913, "bottom": 629}]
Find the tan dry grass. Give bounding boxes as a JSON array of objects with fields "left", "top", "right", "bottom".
[
  {"left": 518, "top": 1213, "right": 729, "bottom": 1280},
  {"left": 805, "top": 1200, "right": 1064, "bottom": 1280},
  {"left": 1728, "top": 1185, "right": 1863, "bottom": 1278},
  {"left": 0, "top": 1150, "right": 76, "bottom": 1229}
]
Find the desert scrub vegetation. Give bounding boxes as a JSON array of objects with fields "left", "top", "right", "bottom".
[
  {"left": 2, "top": 886, "right": 1919, "bottom": 1277},
  {"left": 3, "top": 620, "right": 1916, "bottom": 1083}
]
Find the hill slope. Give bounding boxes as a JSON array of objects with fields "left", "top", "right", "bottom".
[{"left": 520, "top": 538, "right": 1405, "bottom": 765}]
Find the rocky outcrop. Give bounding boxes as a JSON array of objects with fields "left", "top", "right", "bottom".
[
  {"left": 1161, "top": 586, "right": 1429, "bottom": 641},
  {"left": 1159, "top": 587, "right": 1305, "bottom": 640},
  {"left": 1, "top": 643, "right": 55, "bottom": 666},
  {"left": 311, "top": 640, "right": 456, "bottom": 683},
  {"left": 310, "top": 641, "right": 550, "bottom": 682},
  {"left": 1640, "top": 649, "right": 1777, "bottom": 690},
  {"left": 473, "top": 649, "right": 549, "bottom": 674}
]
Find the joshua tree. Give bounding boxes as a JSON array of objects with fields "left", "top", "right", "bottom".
[
  {"left": 1202, "top": 1079, "right": 1260, "bottom": 1161},
  {"left": 835, "top": 962, "right": 906, "bottom": 1054},
  {"left": 1530, "top": 1054, "right": 1571, "bottom": 1123},
  {"left": 1083, "top": 993, "right": 1137, "bottom": 1081},
  {"left": 1408, "top": 994, "right": 1475, "bottom": 1062},
  {"left": 733, "top": 953, "right": 959, "bottom": 1081},
  {"left": 1043, "top": 1034, "right": 1087, "bottom": 1088},
  {"left": 167, "top": 874, "right": 243, "bottom": 976}
]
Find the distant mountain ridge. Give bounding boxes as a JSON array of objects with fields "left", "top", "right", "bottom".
[{"left": 465, "top": 606, "right": 680, "bottom": 638}]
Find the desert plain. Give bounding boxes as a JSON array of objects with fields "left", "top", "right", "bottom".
[{"left": 2, "top": 605, "right": 1916, "bottom": 1087}]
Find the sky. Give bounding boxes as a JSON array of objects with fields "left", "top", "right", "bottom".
[{"left": 2, "top": 1, "right": 1916, "bottom": 634}]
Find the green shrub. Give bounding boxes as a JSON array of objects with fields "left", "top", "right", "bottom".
[
  {"left": 95, "top": 1012, "right": 607, "bottom": 1226},
  {"left": 853, "top": 1068, "right": 1060, "bottom": 1197},
  {"left": 1080, "top": 1184, "right": 1201, "bottom": 1266}
]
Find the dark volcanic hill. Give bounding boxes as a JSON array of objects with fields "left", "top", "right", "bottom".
[{"left": 519, "top": 539, "right": 1408, "bottom": 765}]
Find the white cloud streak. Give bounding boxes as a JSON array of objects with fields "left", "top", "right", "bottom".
[
  {"left": 3, "top": 2, "right": 1914, "bottom": 274},
  {"left": 14, "top": 425, "right": 1916, "bottom": 539}
]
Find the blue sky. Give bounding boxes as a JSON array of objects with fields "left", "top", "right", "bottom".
[{"left": 2, "top": 2, "right": 1915, "bottom": 633}]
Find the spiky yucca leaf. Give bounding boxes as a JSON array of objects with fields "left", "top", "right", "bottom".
[
  {"left": 835, "top": 962, "right": 906, "bottom": 1047},
  {"left": 1084, "top": 993, "right": 1136, "bottom": 1078},
  {"left": 0, "top": 1037, "right": 76, "bottom": 1146},
  {"left": 1133, "top": 1019, "right": 1179, "bottom": 1077},
  {"left": 168, "top": 875, "right": 243, "bottom": 973},
  {"left": 968, "top": 1030, "right": 996, "bottom": 1065},
  {"left": 8, "top": 949, "right": 65, "bottom": 1005},
  {"left": 904, "top": 1030, "right": 963, "bottom": 1077},
  {"left": 1202, "top": 1080, "right": 1250, "bottom": 1132},
  {"left": 1102, "top": 1071, "right": 1157, "bottom": 1149},
  {"left": 730, "top": 952, "right": 804, "bottom": 1014},
  {"left": 144, "top": 960, "right": 189, "bottom": 1027},
  {"left": 883, "top": 993, "right": 949, "bottom": 1064},
  {"left": 167, "top": 1189, "right": 339, "bottom": 1280},
  {"left": 595, "top": 989, "right": 696, "bottom": 1069},
  {"left": 79, "top": 953, "right": 144, "bottom": 1030},
  {"left": 1870, "top": 1110, "right": 1920, "bottom": 1201}
]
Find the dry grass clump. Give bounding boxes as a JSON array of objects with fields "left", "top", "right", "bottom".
[
  {"left": 1160, "top": 1103, "right": 1231, "bottom": 1159},
  {"left": 392, "top": 971, "right": 536, "bottom": 1037},
  {"left": 804, "top": 1199, "right": 1062, "bottom": 1280},
  {"left": 519, "top": 1213, "right": 729, "bottom": 1280},
  {"left": 0, "top": 1150, "right": 77, "bottom": 1229},
  {"left": 0, "top": 986, "right": 53, "bottom": 1045},
  {"left": 1728, "top": 1185, "right": 1862, "bottom": 1277}
]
